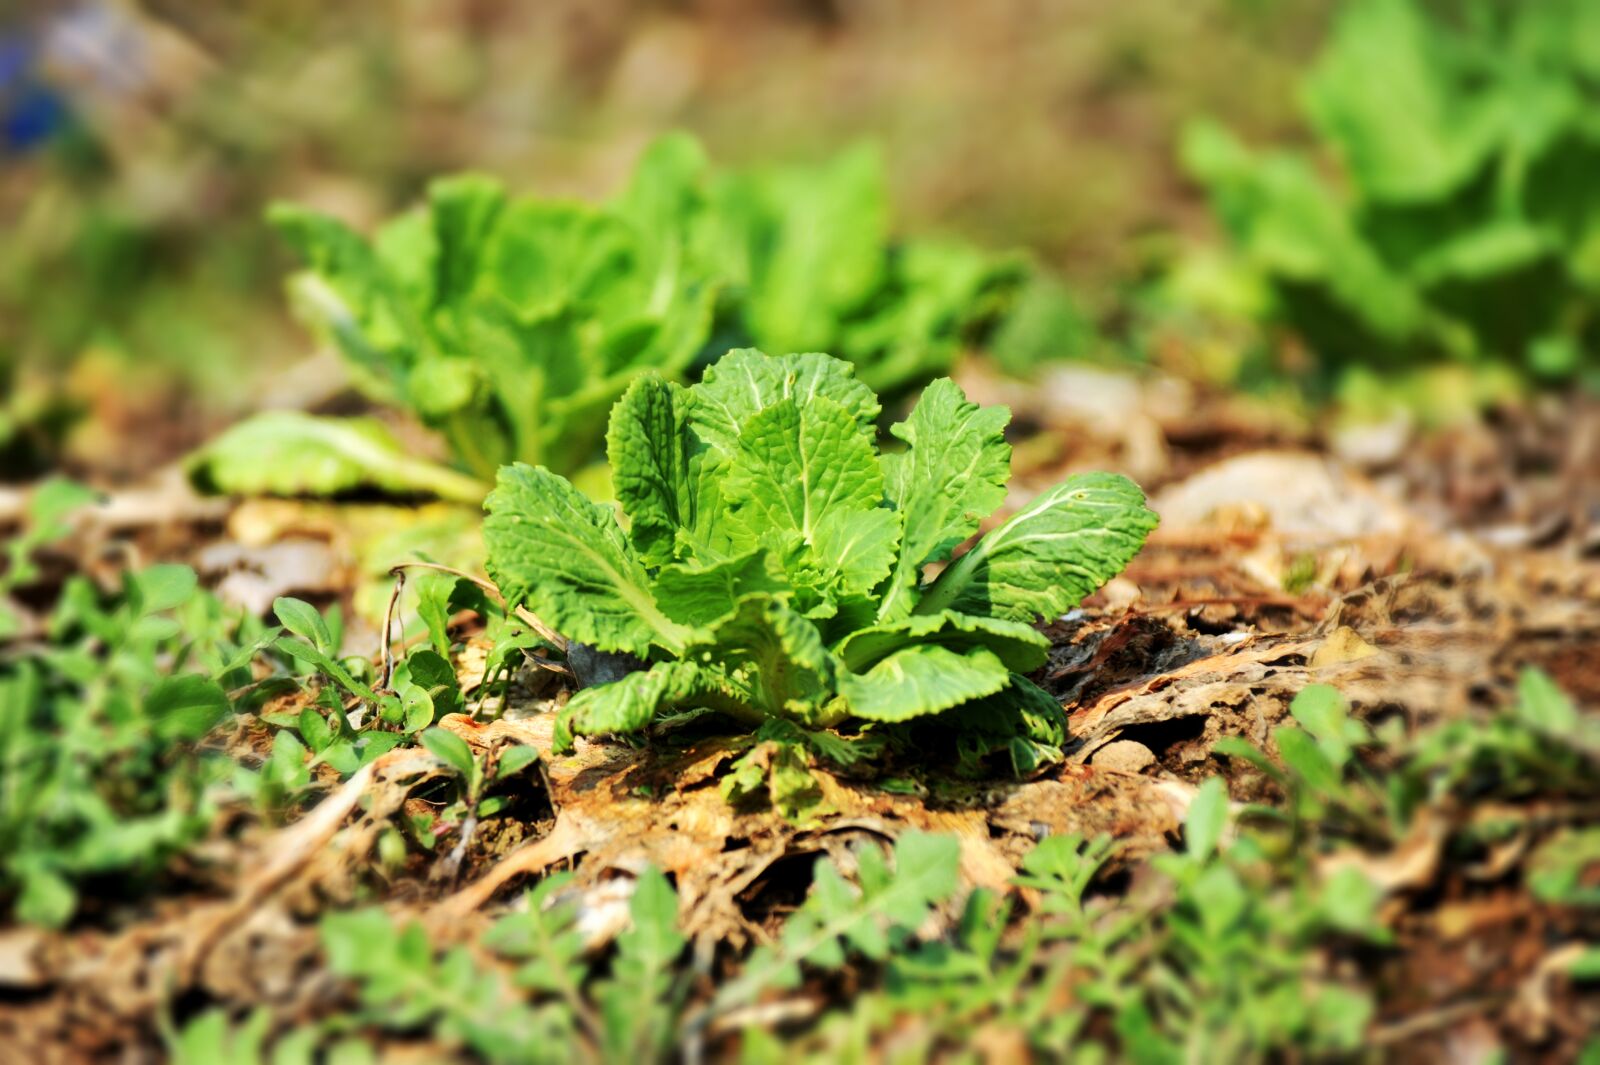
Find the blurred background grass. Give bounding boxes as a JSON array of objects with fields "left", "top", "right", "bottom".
[{"left": 0, "top": 0, "right": 1329, "bottom": 478}]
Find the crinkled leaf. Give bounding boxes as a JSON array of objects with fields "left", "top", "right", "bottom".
[
  {"left": 482, "top": 200, "right": 638, "bottom": 315},
  {"left": 878, "top": 377, "right": 1012, "bottom": 619},
  {"left": 943, "top": 674, "right": 1068, "bottom": 777},
  {"left": 1003, "top": 674, "right": 1068, "bottom": 746},
  {"left": 268, "top": 204, "right": 419, "bottom": 399},
  {"left": 556, "top": 660, "right": 745, "bottom": 750},
  {"left": 837, "top": 609, "right": 1049, "bottom": 674},
  {"left": 612, "top": 132, "right": 709, "bottom": 295},
  {"left": 688, "top": 349, "right": 879, "bottom": 456},
  {"left": 653, "top": 550, "right": 789, "bottom": 628},
  {"left": 719, "top": 745, "right": 772, "bottom": 808},
  {"left": 917, "top": 472, "right": 1158, "bottom": 622},
  {"left": 405, "top": 357, "right": 482, "bottom": 421},
  {"left": 838, "top": 644, "right": 1011, "bottom": 723},
  {"left": 722, "top": 395, "right": 897, "bottom": 595},
  {"left": 721, "top": 396, "right": 882, "bottom": 536},
  {"left": 721, "top": 737, "right": 829, "bottom": 823},
  {"left": 808, "top": 507, "right": 903, "bottom": 600},
  {"left": 751, "top": 717, "right": 878, "bottom": 768},
  {"left": 271, "top": 148, "right": 721, "bottom": 484},
  {"left": 1180, "top": 120, "right": 1426, "bottom": 345},
  {"left": 483, "top": 464, "right": 690, "bottom": 656},
  {"left": 683, "top": 595, "right": 837, "bottom": 720},
  {"left": 607, "top": 375, "right": 701, "bottom": 566},
  {"left": 987, "top": 271, "right": 1096, "bottom": 374},
  {"left": 629, "top": 274, "right": 720, "bottom": 379},
  {"left": 615, "top": 133, "right": 706, "bottom": 230},
  {"left": 1412, "top": 219, "right": 1556, "bottom": 286},
  {"left": 373, "top": 205, "right": 438, "bottom": 308},
  {"left": 836, "top": 238, "right": 1024, "bottom": 395},
  {"left": 482, "top": 345, "right": 1154, "bottom": 742},
  {"left": 460, "top": 301, "right": 587, "bottom": 472}
]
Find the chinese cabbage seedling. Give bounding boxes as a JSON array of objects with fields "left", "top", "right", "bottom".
[
  {"left": 704, "top": 145, "right": 1074, "bottom": 394},
  {"left": 1182, "top": 0, "right": 1600, "bottom": 382},
  {"left": 483, "top": 348, "right": 1157, "bottom": 754},
  {"left": 234, "top": 134, "right": 1084, "bottom": 502},
  {"left": 265, "top": 135, "right": 719, "bottom": 483}
]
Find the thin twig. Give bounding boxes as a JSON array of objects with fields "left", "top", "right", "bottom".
[
  {"left": 378, "top": 566, "right": 406, "bottom": 693},
  {"left": 1123, "top": 594, "right": 1323, "bottom": 613},
  {"left": 1369, "top": 995, "right": 1502, "bottom": 1045},
  {"left": 706, "top": 996, "right": 821, "bottom": 1036},
  {"left": 436, "top": 804, "right": 479, "bottom": 885}
]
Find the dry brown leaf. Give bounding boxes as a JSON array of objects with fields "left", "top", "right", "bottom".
[{"left": 1310, "top": 625, "right": 1380, "bottom": 668}]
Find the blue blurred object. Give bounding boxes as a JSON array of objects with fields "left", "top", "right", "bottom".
[{"left": 0, "top": 34, "right": 70, "bottom": 154}]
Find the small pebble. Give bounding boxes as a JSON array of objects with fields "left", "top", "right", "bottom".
[{"left": 1091, "top": 739, "right": 1157, "bottom": 773}]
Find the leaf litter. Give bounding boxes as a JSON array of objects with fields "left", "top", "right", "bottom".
[{"left": 3, "top": 373, "right": 1599, "bottom": 1062}]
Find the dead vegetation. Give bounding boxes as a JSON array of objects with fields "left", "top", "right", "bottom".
[{"left": 3, "top": 371, "right": 1597, "bottom": 1063}]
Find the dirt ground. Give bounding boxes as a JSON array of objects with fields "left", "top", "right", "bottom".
[{"left": 2, "top": 363, "right": 1597, "bottom": 1063}]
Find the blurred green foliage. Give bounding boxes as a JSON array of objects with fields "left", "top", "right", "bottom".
[
  {"left": 4, "top": 473, "right": 1595, "bottom": 1058},
  {"left": 257, "top": 134, "right": 1070, "bottom": 486},
  {"left": 1181, "top": 0, "right": 1600, "bottom": 387},
  {"left": 265, "top": 136, "right": 722, "bottom": 483},
  {"left": 4, "top": 0, "right": 1325, "bottom": 480},
  {"left": 0, "top": 556, "right": 269, "bottom": 926},
  {"left": 0, "top": 533, "right": 548, "bottom": 926}
]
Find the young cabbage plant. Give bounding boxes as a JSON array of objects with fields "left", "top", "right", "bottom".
[
  {"left": 198, "top": 135, "right": 1082, "bottom": 502},
  {"left": 483, "top": 348, "right": 1157, "bottom": 756},
  {"left": 259, "top": 134, "right": 719, "bottom": 485},
  {"left": 703, "top": 144, "right": 1079, "bottom": 394},
  {"left": 1181, "top": 0, "right": 1600, "bottom": 383}
]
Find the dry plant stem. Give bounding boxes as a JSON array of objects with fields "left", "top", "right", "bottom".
[
  {"left": 1370, "top": 996, "right": 1503, "bottom": 1046},
  {"left": 180, "top": 753, "right": 416, "bottom": 980},
  {"left": 378, "top": 566, "right": 406, "bottom": 693},
  {"left": 388, "top": 560, "right": 567, "bottom": 650},
  {"left": 439, "top": 815, "right": 594, "bottom": 917},
  {"left": 1125, "top": 594, "right": 1319, "bottom": 613},
  {"left": 435, "top": 804, "right": 478, "bottom": 885},
  {"left": 706, "top": 997, "right": 820, "bottom": 1036}
]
